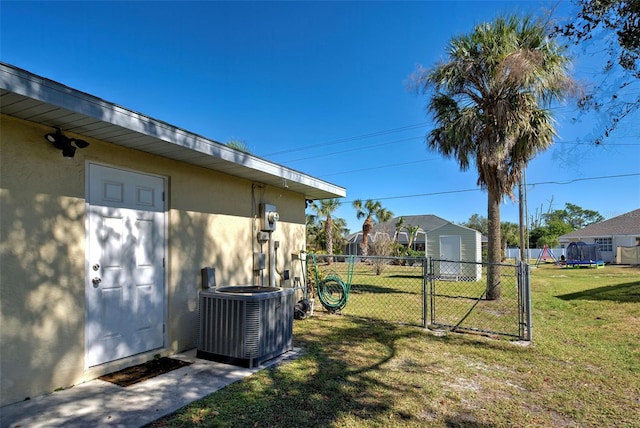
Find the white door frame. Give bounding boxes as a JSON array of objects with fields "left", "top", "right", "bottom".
[
  {"left": 84, "top": 162, "right": 168, "bottom": 368},
  {"left": 439, "top": 235, "right": 462, "bottom": 275}
]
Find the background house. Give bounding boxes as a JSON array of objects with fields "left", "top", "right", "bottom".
[
  {"left": 346, "top": 214, "right": 447, "bottom": 255},
  {"left": 558, "top": 209, "right": 640, "bottom": 264},
  {"left": 346, "top": 214, "right": 482, "bottom": 279},
  {"left": 0, "top": 63, "right": 345, "bottom": 406}
]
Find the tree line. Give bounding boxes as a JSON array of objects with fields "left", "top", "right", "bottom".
[
  {"left": 306, "top": 199, "right": 604, "bottom": 257},
  {"left": 460, "top": 202, "right": 604, "bottom": 250},
  {"left": 306, "top": 198, "right": 394, "bottom": 259}
]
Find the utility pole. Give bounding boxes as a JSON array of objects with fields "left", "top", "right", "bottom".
[{"left": 518, "top": 168, "right": 526, "bottom": 263}]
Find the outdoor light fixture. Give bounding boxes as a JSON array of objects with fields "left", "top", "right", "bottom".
[
  {"left": 61, "top": 144, "right": 76, "bottom": 159},
  {"left": 44, "top": 128, "right": 90, "bottom": 158}
]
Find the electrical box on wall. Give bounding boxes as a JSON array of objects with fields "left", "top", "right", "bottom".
[
  {"left": 254, "top": 252, "right": 265, "bottom": 270},
  {"left": 201, "top": 267, "right": 216, "bottom": 289},
  {"left": 260, "top": 203, "right": 279, "bottom": 231}
]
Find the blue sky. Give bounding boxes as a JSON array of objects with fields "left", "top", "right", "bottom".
[{"left": 2, "top": 1, "right": 638, "bottom": 233}]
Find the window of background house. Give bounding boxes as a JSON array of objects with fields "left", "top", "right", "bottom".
[{"left": 595, "top": 237, "right": 613, "bottom": 252}]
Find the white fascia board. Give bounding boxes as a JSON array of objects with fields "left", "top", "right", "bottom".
[{"left": 0, "top": 63, "right": 346, "bottom": 198}]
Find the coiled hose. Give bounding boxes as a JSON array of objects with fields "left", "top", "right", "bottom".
[{"left": 311, "top": 254, "right": 355, "bottom": 313}]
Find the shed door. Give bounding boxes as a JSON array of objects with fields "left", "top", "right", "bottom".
[
  {"left": 86, "top": 164, "right": 166, "bottom": 367},
  {"left": 440, "top": 235, "right": 461, "bottom": 274}
]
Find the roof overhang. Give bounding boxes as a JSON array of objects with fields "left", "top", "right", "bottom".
[{"left": 0, "top": 62, "right": 346, "bottom": 200}]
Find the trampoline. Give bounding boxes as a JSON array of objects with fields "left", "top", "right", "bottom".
[{"left": 565, "top": 241, "right": 604, "bottom": 268}]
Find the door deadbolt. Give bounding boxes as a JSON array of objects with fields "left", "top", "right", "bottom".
[{"left": 92, "top": 264, "right": 100, "bottom": 271}]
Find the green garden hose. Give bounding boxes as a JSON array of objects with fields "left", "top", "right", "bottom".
[{"left": 311, "top": 254, "right": 355, "bottom": 313}]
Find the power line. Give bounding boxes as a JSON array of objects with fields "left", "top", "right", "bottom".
[
  {"left": 318, "top": 158, "right": 438, "bottom": 178},
  {"left": 329, "top": 173, "right": 640, "bottom": 205},
  {"left": 278, "top": 133, "right": 639, "bottom": 167},
  {"left": 318, "top": 146, "right": 638, "bottom": 179},
  {"left": 257, "top": 113, "right": 639, "bottom": 167},
  {"left": 257, "top": 87, "right": 640, "bottom": 160},
  {"left": 529, "top": 173, "right": 640, "bottom": 186},
  {"left": 280, "top": 135, "right": 423, "bottom": 163},
  {"left": 260, "top": 122, "right": 428, "bottom": 157}
]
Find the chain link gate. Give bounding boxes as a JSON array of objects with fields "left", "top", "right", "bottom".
[
  {"left": 426, "top": 258, "right": 531, "bottom": 340},
  {"left": 307, "top": 255, "right": 531, "bottom": 341}
]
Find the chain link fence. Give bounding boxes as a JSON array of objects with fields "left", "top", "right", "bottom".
[
  {"left": 428, "top": 259, "right": 530, "bottom": 340},
  {"left": 306, "top": 254, "right": 531, "bottom": 341},
  {"left": 307, "top": 255, "right": 426, "bottom": 326}
]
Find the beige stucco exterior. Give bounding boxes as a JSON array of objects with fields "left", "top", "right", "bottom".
[{"left": 0, "top": 115, "right": 308, "bottom": 406}]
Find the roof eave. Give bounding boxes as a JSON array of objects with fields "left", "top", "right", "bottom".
[{"left": 0, "top": 62, "right": 346, "bottom": 200}]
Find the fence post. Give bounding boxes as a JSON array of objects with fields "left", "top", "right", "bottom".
[
  {"left": 519, "top": 261, "right": 532, "bottom": 342},
  {"left": 525, "top": 262, "right": 532, "bottom": 341},
  {"left": 422, "top": 258, "right": 428, "bottom": 328}
]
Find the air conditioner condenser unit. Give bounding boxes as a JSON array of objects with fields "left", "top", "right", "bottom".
[{"left": 197, "top": 287, "right": 294, "bottom": 368}]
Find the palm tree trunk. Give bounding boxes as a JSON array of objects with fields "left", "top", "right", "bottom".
[
  {"left": 361, "top": 218, "right": 372, "bottom": 257},
  {"left": 326, "top": 217, "right": 334, "bottom": 265},
  {"left": 487, "top": 190, "right": 502, "bottom": 300}
]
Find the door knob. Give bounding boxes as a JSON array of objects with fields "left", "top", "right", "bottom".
[{"left": 92, "top": 277, "right": 102, "bottom": 286}]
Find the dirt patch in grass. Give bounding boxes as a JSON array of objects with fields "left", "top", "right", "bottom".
[{"left": 99, "top": 357, "right": 191, "bottom": 387}]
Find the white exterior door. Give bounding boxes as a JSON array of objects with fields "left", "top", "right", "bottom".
[
  {"left": 440, "top": 235, "right": 461, "bottom": 275},
  {"left": 86, "top": 164, "right": 166, "bottom": 367}
]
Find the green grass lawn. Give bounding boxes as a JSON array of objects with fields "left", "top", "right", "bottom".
[
  {"left": 336, "top": 262, "right": 426, "bottom": 325},
  {"left": 149, "top": 264, "right": 640, "bottom": 427}
]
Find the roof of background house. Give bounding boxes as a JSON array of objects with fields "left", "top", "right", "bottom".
[
  {"left": 0, "top": 62, "right": 345, "bottom": 200},
  {"left": 347, "top": 214, "right": 477, "bottom": 243},
  {"left": 559, "top": 208, "right": 640, "bottom": 239},
  {"left": 378, "top": 215, "right": 450, "bottom": 233}
]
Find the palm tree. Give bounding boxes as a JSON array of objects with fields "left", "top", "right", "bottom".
[
  {"left": 415, "top": 15, "right": 573, "bottom": 299},
  {"left": 226, "top": 138, "right": 250, "bottom": 153},
  {"left": 327, "top": 216, "right": 349, "bottom": 255},
  {"left": 394, "top": 217, "right": 405, "bottom": 244},
  {"left": 311, "top": 199, "right": 341, "bottom": 263},
  {"left": 406, "top": 224, "right": 421, "bottom": 251},
  {"left": 305, "top": 213, "right": 321, "bottom": 252},
  {"left": 501, "top": 221, "right": 520, "bottom": 260},
  {"left": 392, "top": 217, "right": 406, "bottom": 255},
  {"left": 352, "top": 199, "right": 394, "bottom": 257}
]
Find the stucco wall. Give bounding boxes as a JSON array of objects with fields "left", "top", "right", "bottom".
[{"left": 0, "top": 116, "right": 306, "bottom": 406}]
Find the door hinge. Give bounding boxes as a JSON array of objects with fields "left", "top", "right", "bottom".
[
  {"left": 162, "top": 191, "right": 165, "bottom": 202},
  {"left": 163, "top": 324, "right": 166, "bottom": 333},
  {"left": 163, "top": 258, "right": 165, "bottom": 268}
]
